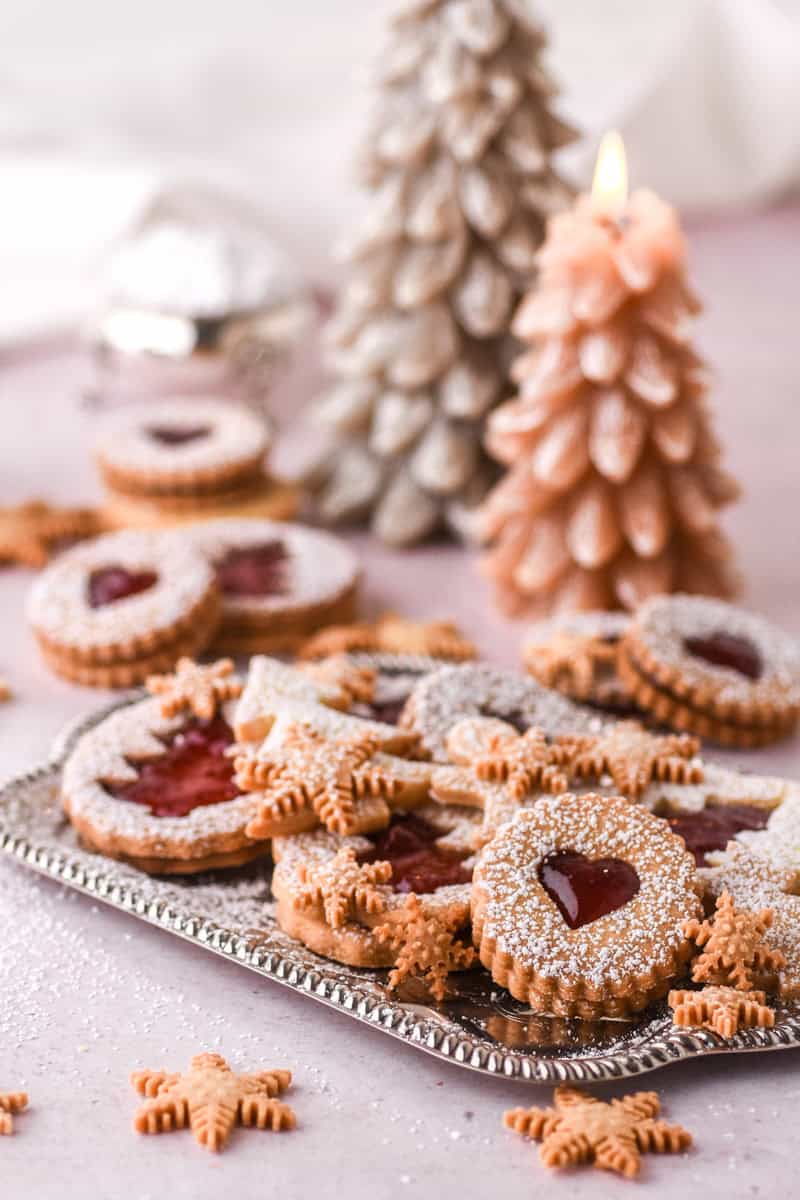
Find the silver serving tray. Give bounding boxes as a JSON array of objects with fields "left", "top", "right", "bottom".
[{"left": 2, "top": 695, "right": 800, "bottom": 1086}]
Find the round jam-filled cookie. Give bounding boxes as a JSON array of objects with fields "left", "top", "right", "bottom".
[
  {"left": 399, "top": 663, "right": 601, "bottom": 763},
  {"left": 94, "top": 399, "right": 270, "bottom": 497},
  {"left": 188, "top": 518, "right": 360, "bottom": 654},
  {"left": 271, "top": 803, "right": 480, "bottom": 968},
  {"left": 522, "top": 611, "right": 636, "bottom": 713},
  {"left": 620, "top": 594, "right": 800, "bottom": 747},
  {"left": 471, "top": 794, "right": 702, "bottom": 1018},
  {"left": 27, "top": 529, "right": 220, "bottom": 687},
  {"left": 61, "top": 695, "right": 268, "bottom": 873}
]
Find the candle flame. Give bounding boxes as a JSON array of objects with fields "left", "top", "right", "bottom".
[{"left": 591, "top": 131, "right": 628, "bottom": 218}]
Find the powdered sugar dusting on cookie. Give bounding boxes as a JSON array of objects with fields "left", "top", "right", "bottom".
[
  {"left": 189, "top": 518, "right": 359, "bottom": 616},
  {"left": 474, "top": 794, "right": 700, "bottom": 992},
  {"left": 94, "top": 399, "right": 270, "bottom": 478},
  {"left": 27, "top": 530, "right": 215, "bottom": 652},
  {"left": 403, "top": 664, "right": 602, "bottom": 762},
  {"left": 634, "top": 594, "right": 800, "bottom": 708},
  {"left": 62, "top": 696, "right": 261, "bottom": 855}
]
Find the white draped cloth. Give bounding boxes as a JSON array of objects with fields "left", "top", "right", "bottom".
[{"left": 1, "top": 0, "right": 798, "bottom": 346}]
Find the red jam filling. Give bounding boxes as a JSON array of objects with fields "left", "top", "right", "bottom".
[
  {"left": 666, "top": 804, "right": 769, "bottom": 866},
  {"left": 363, "top": 813, "right": 472, "bottom": 894},
  {"left": 215, "top": 541, "right": 290, "bottom": 598},
  {"left": 538, "top": 850, "right": 640, "bottom": 929},
  {"left": 106, "top": 716, "right": 239, "bottom": 818},
  {"left": 146, "top": 424, "right": 212, "bottom": 446},
  {"left": 362, "top": 697, "right": 409, "bottom": 727},
  {"left": 88, "top": 566, "right": 158, "bottom": 608},
  {"left": 478, "top": 707, "right": 529, "bottom": 734},
  {"left": 683, "top": 631, "right": 763, "bottom": 680}
]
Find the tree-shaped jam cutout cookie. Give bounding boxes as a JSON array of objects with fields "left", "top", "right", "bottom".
[
  {"left": 146, "top": 657, "right": 243, "bottom": 721},
  {"left": 684, "top": 890, "right": 786, "bottom": 991},
  {"left": 432, "top": 716, "right": 572, "bottom": 845},
  {"left": 131, "top": 1053, "right": 295, "bottom": 1153},
  {"left": 0, "top": 1091, "right": 28, "bottom": 1136},
  {"left": 505, "top": 1086, "right": 692, "bottom": 1178},
  {"left": 556, "top": 721, "right": 702, "bottom": 799},
  {"left": 375, "top": 893, "right": 476, "bottom": 1002},
  {"left": 294, "top": 846, "right": 392, "bottom": 928},
  {"left": 238, "top": 724, "right": 408, "bottom": 837},
  {"left": 669, "top": 985, "right": 775, "bottom": 1039}
]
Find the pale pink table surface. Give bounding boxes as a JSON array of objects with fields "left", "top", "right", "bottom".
[{"left": 1, "top": 204, "right": 799, "bottom": 1199}]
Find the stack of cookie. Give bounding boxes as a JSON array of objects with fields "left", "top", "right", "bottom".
[
  {"left": 27, "top": 529, "right": 221, "bottom": 687},
  {"left": 188, "top": 518, "right": 361, "bottom": 655},
  {"left": 522, "top": 595, "right": 800, "bottom": 748},
  {"left": 95, "top": 399, "right": 299, "bottom": 529}
]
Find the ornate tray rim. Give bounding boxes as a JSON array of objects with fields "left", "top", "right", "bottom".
[{"left": 2, "top": 694, "right": 799, "bottom": 1086}]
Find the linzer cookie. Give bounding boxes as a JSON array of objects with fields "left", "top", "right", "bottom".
[
  {"left": 271, "top": 802, "right": 479, "bottom": 972},
  {"left": 619, "top": 594, "right": 800, "bottom": 746},
  {"left": 522, "top": 611, "right": 635, "bottom": 712},
  {"left": 399, "top": 663, "right": 600, "bottom": 762},
  {"left": 27, "top": 530, "right": 219, "bottom": 687},
  {"left": 471, "top": 794, "right": 702, "bottom": 1017},
  {"left": 188, "top": 518, "right": 360, "bottom": 654},
  {"left": 61, "top": 693, "right": 268, "bottom": 873},
  {"left": 95, "top": 400, "right": 299, "bottom": 528}
]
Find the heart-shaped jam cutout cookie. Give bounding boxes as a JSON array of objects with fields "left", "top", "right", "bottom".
[
  {"left": 146, "top": 424, "right": 212, "bottom": 447},
  {"left": 365, "top": 813, "right": 472, "bottom": 895},
  {"left": 215, "top": 541, "right": 290, "bottom": 598},
  {"left": 88, "top": 566, "right": 158, "bottom": 608},
  {"left": 107, "top": 715, "right": 239, "bottom": 818},
  {"left": 538, "top": 850, "right": 640, "bottom": 929},
  {"left": 666, "top": 804, "right": 769, "bottom": 866},
  {"left": 683, "top": 632, "right": 763, "bottom": 680}
]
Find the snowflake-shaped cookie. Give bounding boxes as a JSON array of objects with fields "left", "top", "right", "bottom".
[
  {"left": 146, "top": 657, "right": 243, "bottom": 720},
  {"left": 431, "top": 717, "right": 571, "bottom": 846},
  {"left": 0, "top": 1091, "right": 28, "bottom": 1136},
  {"left": 0, "top": 500, "right": 102, "bottom": 567},
  {"left": 556, "top": 721, "right": 703, "bottom": 800},
  {"left": 505, "top": 1086, "right": 692, "bottom": 1178},
  {"left": 294, "top": 846, "right": 392, "bottom": 928},
  {"left": 238, "top": 723, "right": 404, "bottom": 837},
  {"left": 131, "top": 1052, "right": 295, "bottom": 1153},
  {"left": 669, "top": 985, "right": 774, "bottom": 1039},
  {"left": 375, "top": 893, "right": 476, "bottom": 1002},
  {"left": 684, "top": 890, "right": 786, "bottom": 991}
]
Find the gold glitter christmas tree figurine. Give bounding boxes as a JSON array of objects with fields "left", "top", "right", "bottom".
[{"left": 310, "top": 0, "right": 576, "bottom": 546}]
